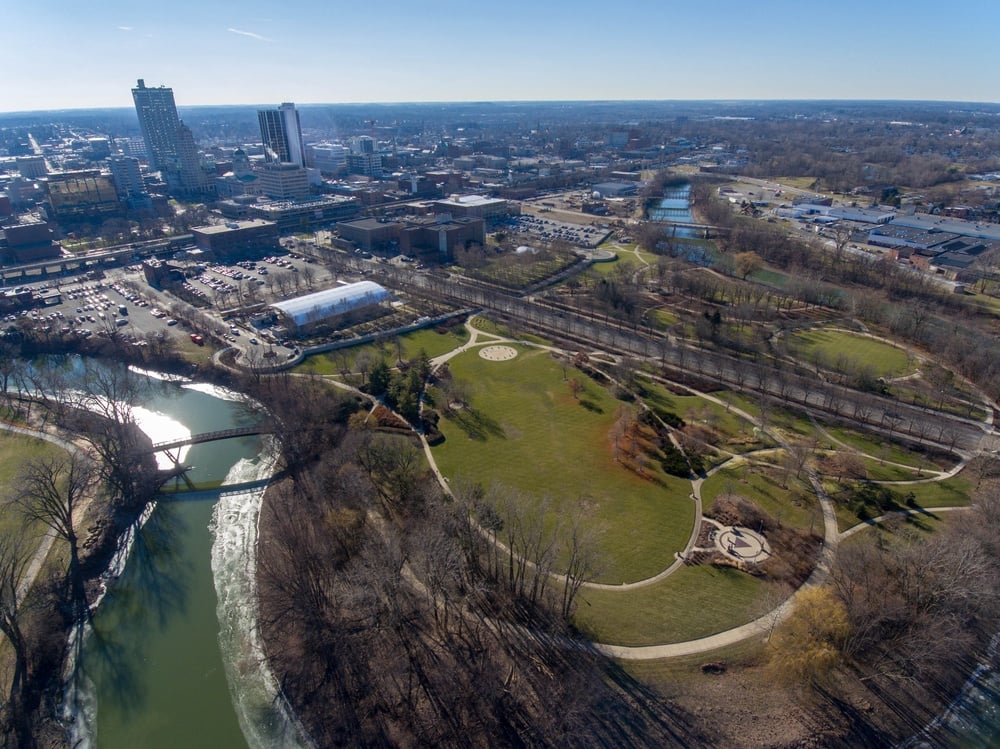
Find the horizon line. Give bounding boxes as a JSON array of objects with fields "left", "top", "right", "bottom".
[{"left": 2, "top": 96, "right": 999, "bottom": 117}]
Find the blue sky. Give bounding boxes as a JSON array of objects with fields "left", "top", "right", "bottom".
[{"left": 5, "top": 0, "right": 999, "bottom": 111}]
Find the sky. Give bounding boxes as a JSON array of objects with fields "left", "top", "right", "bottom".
[{"left": 4, "top": 0, "right": 999, "bottom": 112}]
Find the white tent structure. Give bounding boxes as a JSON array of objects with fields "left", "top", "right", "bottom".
[{"left": 269, "top": 281, "right": 390, "bottom": 330}]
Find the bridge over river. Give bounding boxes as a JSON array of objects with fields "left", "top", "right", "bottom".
[{"left": 150, "top": 424, "right": 272, "bottom": 454}]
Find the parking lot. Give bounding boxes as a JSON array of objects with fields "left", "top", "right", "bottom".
[{"left": 506, "top": 214, "right": 611, "bottom": 248}]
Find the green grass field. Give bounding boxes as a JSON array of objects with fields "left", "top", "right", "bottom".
[
  {"left": 296, "top": 326, "right": 470, "bottom": 375},
  {"left": 786, "top": 329, "right": 914, "bottom": 379},
  {"left": 431, "top": 347, "right": 695, "bottom": 584},
  {"left": 574, "top": 565, "right": 767, "bottom": 646},
  {"left": 0, "top": 432, "right": 68, "bottom": 536},
  {"left": 821, "top": 424, "right": 957, "bottom": 471},
  {"left": 700, "top": 462, "right": 818, "bottom": 531}
]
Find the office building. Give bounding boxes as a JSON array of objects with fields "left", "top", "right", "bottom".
[
  {"left": 258, "top": 103, "right": 305, "bottom": 167},
  {"left": 108, "top": 155, "right": 146, "bottom": 198}
]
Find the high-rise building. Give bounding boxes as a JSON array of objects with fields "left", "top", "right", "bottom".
[
  {"left": 258, "top": 103, "right": 305, "bottom": 167},
  {"left": 108, "top": 155, "right": 146, "bottom": 198},
  {"left": 131, "top": 79, "right": 210, "bottom": 196},
  {"left": 131, "top": 79, "right": 182, "bottom": 171}
]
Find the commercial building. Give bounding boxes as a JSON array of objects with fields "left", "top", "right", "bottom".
[
  {"left": 592, "top": 181, "right": 638, "bottom": 198},
  {"left": 218, "top": 195, "right": 361, "bottom": 231},
  {"left": 258, "top": 103, "right": 305, "bottom": 167},
  {"left": 1, "top": 220, "right": 61, "bottom": 264},
  {"left": 256, "top": 162, "right": 310, "bottom": 200},
  {"left": 191, "top": 219, "right": 279, "bottom": 259},
  {"left": 107, "top": 155, "right": 146, "bottom": 198},
  {"left": 398, "top": 215, "right": 484, "bottom": 259},
  {"left": 348, "top": 136, "right": 382, "bottom": 177},
  {"left": 433, "top": 194, "right": 510, "bottom": 221},
  {"left": 269, "top": 281, "right": 391, "bottom": 333},
  {"left": 337, "top": 217, "right": 404, "bottom": 252},
  {"left": 336, "top": 212, "right": 485, "bottom": 259},
  {"left": 16, "top": 156, "right": 48, "bottom": 179},
  {"left": 307, "top": 143, "right": 349, "bottom": 175}
]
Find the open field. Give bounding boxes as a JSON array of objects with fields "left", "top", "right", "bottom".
[
  {"left": 700, "top": 463, "right": 818, "bottom": 531},
  {"left": 785, "top": 329, "right": 914, "bottom": 378},
  {"left": 820, "top": 423, "right": 958, "bottom": 471},
  {"left": 574, "top": 565, "right": 767, "bottom": 646},
  {"left": 431, "top": 347, "right": 695, "bottom": 584},
  {"left": 295, "top": 325, "right": 470, "bottom": 375}
]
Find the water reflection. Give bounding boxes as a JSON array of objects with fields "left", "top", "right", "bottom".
[{"left": 78, "top": 502, "right": 190, "bottom": 717}]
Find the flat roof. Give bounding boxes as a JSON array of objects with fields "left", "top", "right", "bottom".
[
  {"left": 192, "top": 219, "right": 276, "bottom": 234},
  {"left": 437, "top": 194, "right": 505, "bottom": 207},
  {"left": 889, "top": 214, "right": 1000, "bottom": 242}
]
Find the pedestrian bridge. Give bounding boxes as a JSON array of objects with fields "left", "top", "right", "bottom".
[{"left": 150, "top": 424, "right": 272, "bottom": 454}]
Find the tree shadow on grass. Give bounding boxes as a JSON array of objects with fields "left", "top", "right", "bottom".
[
  {"left": 579, "top": 398, "right": 604, "bottom": 414},
  {"left": 448, "top": 408, "right": 507, "bottom": 442}
]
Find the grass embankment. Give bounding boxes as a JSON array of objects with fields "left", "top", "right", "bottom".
[
  {"left": 701, "top": 464, "right": 818, "bottom": 531},
  {"left": 296, "top": 326, "right": 470, "bottom": 376},
  {"left": 574, "top": 565, "right": 767, "bottom": 646},
  {"left": 431, "top": 347, "right": 695, "bottom": 584},
  {"left": 785, "top": 329, "right": 914, "bottom": 378},
  {"left": 0, "top": 431, "right": 73, "bottom": 697}
]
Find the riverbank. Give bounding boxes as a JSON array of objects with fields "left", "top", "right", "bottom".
[{"left": 0, "top": 401, "right": 159, "bottom": 747}]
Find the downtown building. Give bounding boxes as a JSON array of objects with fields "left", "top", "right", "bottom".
[
  {"left": 258, "top": 103, "right": 305, "bottom": 167},
  {"left": 131, "top": 79, "right": 211, "bottom": 196}
]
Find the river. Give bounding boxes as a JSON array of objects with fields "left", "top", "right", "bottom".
[{"left": 57, "top": 364, "right": 306, "bottom": 748}]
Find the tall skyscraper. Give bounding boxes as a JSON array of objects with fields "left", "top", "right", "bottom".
[
  {"left": 131, "top": 79, "right": 182, "bottom": 171},
  {"left": 258, "top": 103, "right": 305, "bottom": 167},
  {"left": 131, "top": 79, "right": 210, "bottom": 195}
]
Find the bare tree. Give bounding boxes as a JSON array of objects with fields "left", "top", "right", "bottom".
[
  {"left": 14, "top": 454, "right": 95, "bottom": 596},
  {"left": 0, "top": 528, "right": 34, "bottom": 742}
]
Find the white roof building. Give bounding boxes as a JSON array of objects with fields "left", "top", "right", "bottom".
[{"left": 269, "top": 281, "right": 390, "bottom": 329}]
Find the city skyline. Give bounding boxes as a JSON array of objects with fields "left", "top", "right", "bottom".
[{"left": 5, "top": 0, "right": 1000, "bottom": 113}]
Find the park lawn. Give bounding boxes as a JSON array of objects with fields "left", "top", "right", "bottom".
[
  {"left": 786, "top": 329, "right": 914, "bottom": 379},
  {"left": 620, "top": 638, "right": 768, "bottom": 690},
  {"left": 774, "top": 176, "right": 820, "bottom": 190},
  {"left": 574, "top": 565, "right": 767, "bottom": 646},
  {"left": 860, "top": 457, "right": 926, "bottom": 482},
  {"left": 893, "top": 475, "right": 972, "bottom": 508},
  {"left": 588, "top": 256, "right": 632, "bottom": 277},
  {"left": 700, "top": 462, "right": 818, "bottom": 531},
  {"left": 824, "top": 474, "right": 971, "bottom": 532},
  {"left": 647, "top": 308, "right": 679, "bottom": 328},
  {"left": 639, "top": 384, "right": 768, "bottom": 453},
  {"left": 469, "top": 316, "right": 514, "bottom": 337},
  {"left": 889, "top": 381, "right": 988, "bottom": 421},
  {"left": 749, "top": 267, "right": 792, "bottom": 289},
  {"left": 432, "top": 347, "right": 695, "bottom": 584},
  {"left": 296, "top": 325, "right": 470, "bottom": 375},
  {"left": 0, "top": 433, "right": 68, "bottom": 536},
  {"left": 821, "top": 423, "right": 957, "bottom": 471}
]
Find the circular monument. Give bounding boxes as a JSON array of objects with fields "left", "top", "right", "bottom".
[{"left": 479, "top": 345, "right": 518, "bottom": 361}]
